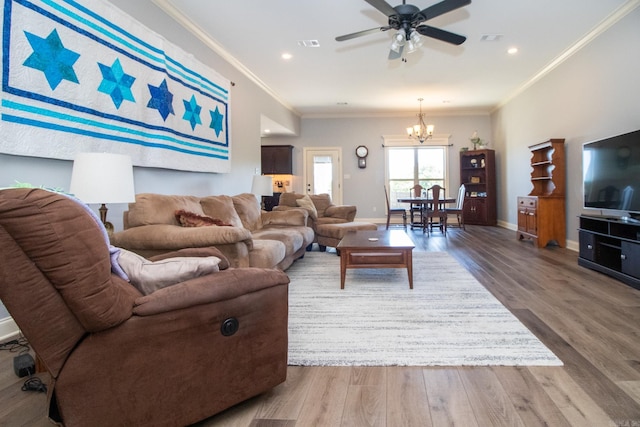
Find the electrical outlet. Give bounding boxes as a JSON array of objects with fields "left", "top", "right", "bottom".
[{"left": 372, "top": 207, "right": 377, "bottom": 212}]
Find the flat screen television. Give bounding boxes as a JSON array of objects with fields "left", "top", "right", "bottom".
[{"left": 582, "top": 129, "right": 640, "bottom": 220}]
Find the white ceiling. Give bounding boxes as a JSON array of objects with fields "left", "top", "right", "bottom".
[{"left": 155, "top": 0, "right": 637, "bottom": 126}]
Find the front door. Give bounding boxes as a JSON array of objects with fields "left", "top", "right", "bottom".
[{"left": 303, "top": 147, "right": 343, "bottom": 205}]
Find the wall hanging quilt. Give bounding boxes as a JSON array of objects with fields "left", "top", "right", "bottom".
[{"left": 1, "top": 0, "right": 231, "bottom": 172}]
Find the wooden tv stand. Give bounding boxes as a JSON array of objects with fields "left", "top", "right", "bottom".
[{"left": 578, "top": 215, "right": 640, "bottom": 289}]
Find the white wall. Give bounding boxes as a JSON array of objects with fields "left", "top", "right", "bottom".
[{"left": 491, "top": 7, "right": 640, "bottom": 248}]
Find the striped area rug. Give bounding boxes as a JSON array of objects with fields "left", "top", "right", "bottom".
[{"left": 286, "top": 251, "right": 562, "bottom": 366}]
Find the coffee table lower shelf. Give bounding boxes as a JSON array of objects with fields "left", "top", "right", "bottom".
[{"left": 336, "top": 230, "right": 415, "bottom": 289}]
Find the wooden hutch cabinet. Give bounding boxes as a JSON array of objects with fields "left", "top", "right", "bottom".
[
  {"left": 459, "top": 149, "right": 496, "bottom": 225},
  {"left": 261, "top": 145, "right": 293, "bottom": 174},
  {"left": 517, "top": 139, "right": 566, "bottom": 247}
]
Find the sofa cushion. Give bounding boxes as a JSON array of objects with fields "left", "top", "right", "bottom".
[
  {"left": 309, "top": 194, "right": 332, "bottom": 217},
  {"left": 248, "top": 239, "right": 286, "bottom": 269},
  {"left": 296, "top": 195, "right": 318, "bottom": 220},
  {"left": 117, "top": 248, "right": 220, "bottom": 295},
  {"left": 199, "top": 195, "right": 243, "bottom": 228},
  {"left": 278, "top": 192, "right": 304, "bottom": 208},
  {"left": 232, "top": 193, "right": 262, "bottom": 231},
  {"left": 128, "top": 194, "right": 205, "bottom": 227},
  {"left": 252, "top": 229, "right": 304, "bottom": 255}
]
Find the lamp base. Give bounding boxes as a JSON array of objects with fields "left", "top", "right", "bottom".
[
  {"left": 103, "top": 221, "right": 114, "bottom": 234},
  {"left": 98, "top": 203, "right": 114, "bottom": 234}
]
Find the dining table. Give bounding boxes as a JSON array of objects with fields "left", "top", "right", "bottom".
[{"left": 397, "top": 196, "right": 456, "bottom": 230}]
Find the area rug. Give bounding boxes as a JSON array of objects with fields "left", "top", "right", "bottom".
[{"left": 286, "top": 251, "right": 563, "bottom": 366}]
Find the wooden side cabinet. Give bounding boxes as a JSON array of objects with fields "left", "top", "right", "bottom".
[
  {"left": 517, "top": 196, "right": 565, "bottom": 247},
  {"left": 517, "top": 139, "right": 566, "bottom": 247},
  {"left": 261, "top": 145, "right": 293, "bottom": 174},
  {"left": 517, "top": 196, "right": 537, "bottom": 236},
  {"left": 460, "top": 149, "right": 496, "bottom": 225}
]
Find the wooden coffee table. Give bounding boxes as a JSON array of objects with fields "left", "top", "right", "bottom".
[{"left": 336, "top": 229, "right": 415, "bottom": 289}]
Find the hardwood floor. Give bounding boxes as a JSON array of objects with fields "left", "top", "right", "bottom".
[{"left": 2, "top": 225, "right": 639, "bottom": 426}]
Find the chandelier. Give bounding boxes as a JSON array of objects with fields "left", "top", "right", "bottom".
[{"left": 406, "top": 98, "right": 434, "bottom": 143}]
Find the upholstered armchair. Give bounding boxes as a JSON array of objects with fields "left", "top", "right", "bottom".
[
  {"left": 275, "top": 193, "right": 357, "bottom": 248},
  {"left": 0, "top": 188, "right": 289, "bottom": 427}
]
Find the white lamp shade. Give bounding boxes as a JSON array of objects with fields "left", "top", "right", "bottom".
[
  {"left": 69, "top": 153, "right": 135, "bottom": 204},
  {"left": 251, "top": 175, "right": 273, "bottom": 197}
]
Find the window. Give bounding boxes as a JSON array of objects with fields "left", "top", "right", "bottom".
[{"left": 386, "top": 145, "right": 448, "bottom": 209}]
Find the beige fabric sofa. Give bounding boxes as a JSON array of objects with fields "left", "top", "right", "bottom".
[
  {"left": 111, "top": 193, "right": 314, "bottom": 270},
  {"left": 275, "top": 193, "right": 360, "bottom": 250}
]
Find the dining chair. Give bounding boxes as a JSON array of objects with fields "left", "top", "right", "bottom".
[
  {"left": 409, "top": 184, "right": 425, "bottom": 229},
  {"left": 445, "top": 184, "right": 466, "bottom": 230},
  {"left": 384, "top": 185, "right": 407, "bottom": 229},
  {"left": 423, "top": 185, "right": 447, "bottom": 235}
]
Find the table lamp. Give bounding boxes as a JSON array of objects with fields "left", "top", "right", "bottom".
[
  {"left": 251, "top": 175, "right": 273, "bottom": 209},
  {"left": 69, "top": 152, "right": 135, "bottom": 233}
]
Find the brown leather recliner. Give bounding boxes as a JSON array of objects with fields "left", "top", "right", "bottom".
[{"left": 0, "top": 188, "right": 289, "bottom": 427}]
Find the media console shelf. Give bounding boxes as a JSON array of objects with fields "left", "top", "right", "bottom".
[{"left": 578, "top": 215, "right": 640, "bottom": 289}]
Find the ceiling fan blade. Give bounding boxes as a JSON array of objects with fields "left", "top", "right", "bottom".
[
  {"left": 335, "top": 26, "right": 386, "bottom": 42},
  {"left": 415, "top": 0, "right": 471, "bottom": 23},
  {"left": 364, "top": 0, "right": 398, "bottom": 17},
  {"left": 388, "top": 44, "right": 404, "bottom": 60},
  {"left": 416, "top": 25, "right": 466, "bottom": 45}
]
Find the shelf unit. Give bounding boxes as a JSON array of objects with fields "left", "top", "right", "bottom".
[
  {"left": 459, "top": 149, "right": 496, "bottom": 225},
  {"left": 578, "top": 215, "right": 640, "bottom": 289},
  {"left": 517, "top": 139, "right": 566, "bottom": 247}
]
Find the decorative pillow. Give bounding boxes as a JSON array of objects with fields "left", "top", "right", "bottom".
[
  {"left": 174, "top": 209, "right": 232, "bottom": 227},
  {"left": 199, "top": 195, "right": 243, "bottom": 228},
  {"left": 117, "top": 248, "right": 221, "bottom": 295},
  {"left": 296, "top": 194, "right": 318, "bottom": 220},
  {"left": 232, "top": 193, "right": 262, "bottom": 231}
]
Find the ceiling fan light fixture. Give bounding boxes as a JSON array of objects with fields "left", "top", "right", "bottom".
[
  {"left": 409, "top": 30, "right": 423, "bottom": 48},
  {"left": 390, "top": 29, "right": 406, "bottom": 52},
  {"left": 390, "top": 39, "right": 402, "bottom": 53},
  {"left": 406, "top": 40, "right": 418, "bottom": 54}
]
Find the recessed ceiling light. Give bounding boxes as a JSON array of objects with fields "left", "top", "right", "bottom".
[
  {"left": 281, "top": 53, "right": 293, "bottom": 60},
  {"left": 264, "top": 129, "right": 271, "bottom": 134},
  {"left": 507, "top": 47, "right": 518, "bottom": 55}
]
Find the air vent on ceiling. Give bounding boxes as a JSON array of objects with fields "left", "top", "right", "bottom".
[
  {"left": 480, "top": 34, "right": 503, "bottom": 42},
  {"left": 297, "top": 40, "right": 320, "bottom": 47}
]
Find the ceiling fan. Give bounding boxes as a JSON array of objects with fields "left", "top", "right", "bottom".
[{"left": 335, "top": 0, "right": 471, "bottom": 60}]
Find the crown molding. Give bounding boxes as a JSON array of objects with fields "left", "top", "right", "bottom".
[
  {"left": 152, "top": 0, "right": 300, "bottom": 116},
  {"left": 495, "top": 0, "right": 640, "bottom": 112}
]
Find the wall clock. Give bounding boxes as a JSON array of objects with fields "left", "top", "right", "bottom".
[{"left": 355, "top": 145, "right": 368, "bottom": 168}]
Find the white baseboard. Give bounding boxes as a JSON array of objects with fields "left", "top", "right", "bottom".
[
  {"left": 0, "top": 316, "right": 20, "bottom": 342},
  {"left": 500, "top": 220, "right": 578, "bottom": 252}
]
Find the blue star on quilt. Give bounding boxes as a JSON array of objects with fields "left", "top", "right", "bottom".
[
  {"left": 209, "top": 106, "right": 224, "bottom": 137},
  {"left": 147, "top": 79, "right": 174, "bottom": 121},
  {"left": 97, "top": 58, "right": 136, "bottom": 109},
  {"left": 23, "top": 29, "right": 80, "bottom": 90},
  {"left": 182, "top": 95, "right": 202, "bottom": 131}
]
